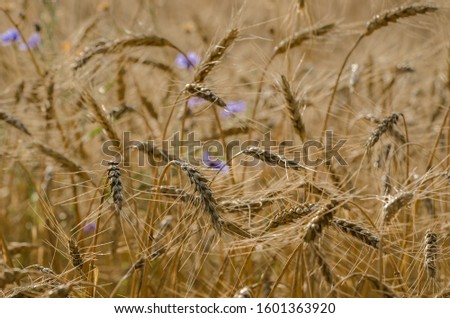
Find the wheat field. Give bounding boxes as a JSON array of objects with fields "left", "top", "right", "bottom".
[{"left": 0, "top": 0, "right": 449, "bottom": 298}]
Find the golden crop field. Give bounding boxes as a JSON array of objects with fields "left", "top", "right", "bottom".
[{"left": 0, "top": 0, "right": 449, "bottom": 298}]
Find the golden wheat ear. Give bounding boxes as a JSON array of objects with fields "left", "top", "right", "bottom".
[
  {"left": 0, "top": 111, "right": 32, "bottom": 136},
  {"left": 280, "top": 75, "right": 307, "bottom": 142},
  {"left": 383, "top": 192, "right": 414, "bottom": 224},
  {"left": 194, "top": 28, "right": 239, "bottom": 83},
  {"left": 72, "top": 34, "right": 192, "bottom": 70},
  {"left": 322, "top": 4, "right": 438, "bottom": 135},
  {"left": 183, "top": 83, "right": 227, "bottom": 108},
  {"left": 333, "top": 218, "right": 380, "bottom": 249},
  {"left": 171, "top": 160, "right": 223, "bottom": 235}
]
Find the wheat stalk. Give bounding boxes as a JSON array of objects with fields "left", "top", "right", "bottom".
[
  {"left": 357, "top": 274, "right": 397, "bottom": 298},
  {"left": 116, "top": 56, "right": 126, "bottom": 104},
  {"left": 220, "top": 219, "right": 252, "bottom": 238},
  {"left": 127, "top": 56, "right": 176, "bottom": 77},
  {"left": 206, "top": 125, "right": 249, "bottom": 140},
  {"left": 149, "top": 185, "right": 198, "bottom": 203},
  {"left": 131, "top": 142, "right": 177, "bottom": 164},
  {"left": 134, "top": 80, "right": 158, "bottom": 120},
  {"left": 312, "top": 244, "right": 334, "bottom": 286}
]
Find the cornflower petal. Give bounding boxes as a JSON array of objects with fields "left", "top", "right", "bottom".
[
  {"left": 220, "top": 100, "right": 247, "bottom": 118},
  {"left": 19, "top": 32, "right": 41, "bottom": 51},
  {"left": 203, "top": 151, "right": 229, "bottom": 173},
  {"left": 187, "top": 96, "right": 205, "bottom": 109},
  {"left": 1, "top": 28, "right": 20, "bottom": 46},
  {"left": 83, "top": 223, "right": 96, "bottom": 233},
  {"left": 175, "top": 51, "right": 201, "bottom": 69}
]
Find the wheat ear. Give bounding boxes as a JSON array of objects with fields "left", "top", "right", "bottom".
[
  {"left": 0, "top": 111, "right": 31, "bottom": 136},
  {"left": 240, "top": 146, "right": 312, "bottom": 171},
  {"left": 184, "top": 83, "right": 227, "bottom": 108},
  {"left": 424, "top": 230, "right": 438, "bottom": 279},
  {"left": 149, "top": 185, "right": 199, "bottom": 204},
  {"left": 134, "top": 79, "right": 158, "bottom": 120},
  {"left": 171, "top": 160, "right": 222, "bottom": 234},
  {"left": 194, "top": 28, "right": 239, "bottom": 83},
  {"left": 272, "top": 23, "right": 335, "bottom": 57},
  {"left": 107, "top": 161, "right": 123, "bottom": 215},
  {"left": 383, "top": 192, "right": 414, "bottom": 223},
  {"left": 366, "top": 112, "right": 401, "bottom": 151},
  {"left": 321, "top": 4, "right": 437, "bottom": 137},
  {"left": 280, "top": 75, "right": 306, "bottom": 141},
  {"left": 73, "top": 34, "right": 192, "bottom": 70},
  {"left": 68, "top": 238, "right": 84, "bottom": 273},
  {"left": 250, "top": 23, "right": 335, "bottom": 139},
  {"left": 303, "top": 201, "right": 337, "bottom": 242},
  {"left": 365, "top": 5, "right": 437, "bottom": 36},
  {"left": 234, "top": 286, "right": 252, "bottom": 298},
  {"left": 82, "top": 90, "right": 120, "bottom": 143},
  {"left": 266, "top": 203, "right": 319, "bottom": 230},
  {"left": 33, "top": 142, "right": 91, "bottom": 182},
  {"left": 333, "top": 218, "right": 380, "bottom": 249},
  {"left": 220, "top": 197, "right": 275, "bottom": 214}
]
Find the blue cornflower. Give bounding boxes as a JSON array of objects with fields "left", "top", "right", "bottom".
[
  {"left": 1, "top": 28, "right": 20, "bottom": 46},
  {"left": 203, "top": 151, "right": 229, "bottom": 173},
  {"left": 187, "top": 96, "right": 205, "bottom": 109},
  {"left": 19, "top": 32, "right": 41, "bottom": 51},
  {"left": 221, "top": 100, "right": 246, "bottom": 118},
  {"left": 175, "top": 51, "right": 201, "bottom": 69},
  {"left": 83, "top": 223, "right": 96, "bottom": 233}
]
